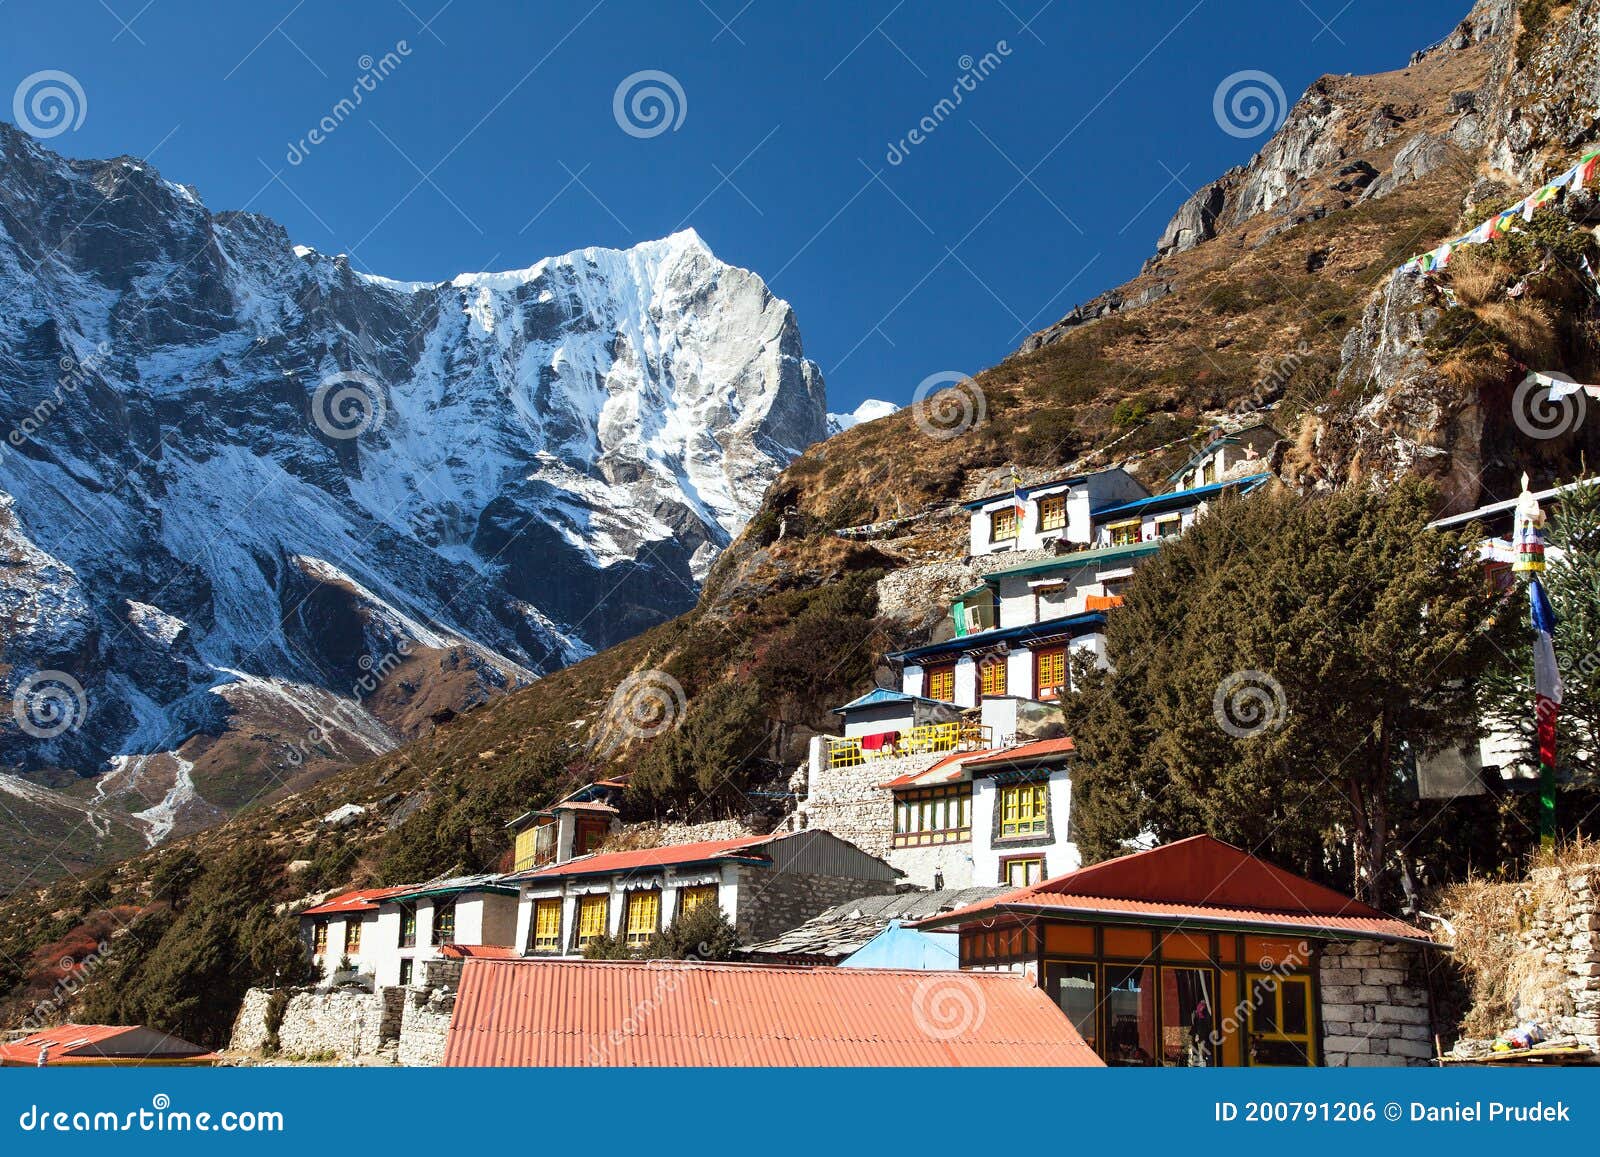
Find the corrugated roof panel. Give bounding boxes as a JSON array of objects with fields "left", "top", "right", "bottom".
[{"left": 445, "top": 959, "right": 1102, "bottom": 1067}]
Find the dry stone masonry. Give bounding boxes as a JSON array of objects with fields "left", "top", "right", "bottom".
[{"left": 1318, "top": 941, "right": 1434, "bottom": 1066}]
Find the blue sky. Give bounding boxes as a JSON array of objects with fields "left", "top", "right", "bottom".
[{"left": 5, "top": 0, "right": 1469, "bottom": 413}]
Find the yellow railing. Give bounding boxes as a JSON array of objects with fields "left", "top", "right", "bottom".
[{"left": 827, "top": 722, "right": 991, "bottom": 767}]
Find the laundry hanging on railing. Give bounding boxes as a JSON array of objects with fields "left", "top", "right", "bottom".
[{"left": 1395, "top": 148, "right": 1600, "bottom": 276}]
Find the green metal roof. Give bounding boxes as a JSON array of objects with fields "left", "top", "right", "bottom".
[{"left": 979, "top": 541, "right": 1161, "bottom": 583}]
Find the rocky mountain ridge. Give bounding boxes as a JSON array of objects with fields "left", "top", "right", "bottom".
[{"left": 0, "top": 121, "right": 825, "bottom": 860}]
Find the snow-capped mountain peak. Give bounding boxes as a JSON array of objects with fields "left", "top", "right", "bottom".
[
  {"left": 0, "top": 121, "right": 827, "bottom": 845},
  {"left": 827, "top": 398, "right": 900, "bottom": 435}
]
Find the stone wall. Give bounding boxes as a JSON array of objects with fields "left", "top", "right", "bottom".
[
  {"left": 735, "top": 866, "right": 899, "bottom": 943},
  {"left": 272, "top": 988, "right": 394, "bottom": 1060},
  {"left": 1445, "top": 859, "right": 1600, "bottom": 1050},
  {"left": 797, "top": 750, "right": 943, "bottom": 858},
  {"left": 1318, "top": 941, "right": 1434, "bottom": 1066},
  {"left": 229, "top": 984, "right": 414, "bottom": 1063},
  {"left": 230, "top": 988, "right": 275, "bottom": 1054},
  {"left": 398, "top": 986, "right": 456, "bottom": 1067}
]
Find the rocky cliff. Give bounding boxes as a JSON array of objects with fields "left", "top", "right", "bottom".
[{"left": 0, "top": 121, "right": 825, "bottom": 856}]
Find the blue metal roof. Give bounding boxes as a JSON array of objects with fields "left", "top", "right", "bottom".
[
  {"left": 957, "top": 466, "right": 1143, "bottom": 511},
  {"left": 1091, "top": 473, "right": 1269, "bottom": 522},
  {"left": 839, "top": 921, "right": 960, "bottom": 970},
  {"left": 831, "top": 688, "right": 952, "bottom": 716},
  {"left": 887, "top": 611, "right": 1106, "bottom": 663}
]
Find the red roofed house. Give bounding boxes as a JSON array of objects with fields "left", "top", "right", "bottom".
[
  {"left": 918, "top": 835, "right": 1438, "bottom": 1068},
  {"left": 300, "top": 884, "right": 418, "bottom": 985},
  {"left": 300, "top": 874, "right": 519, "bottom": 988},
  {"left": 0, "top": 1024, "right": 214, "bottom": 1067},
  {"left": 444, "top": 958, "right": 1103, "bottom": 1067},
  {"left": 881, "top": 736, "right": 1080, "bottom": 891},
  {"left": 505, "top": 829, "right": 900, "bottom": 957}
]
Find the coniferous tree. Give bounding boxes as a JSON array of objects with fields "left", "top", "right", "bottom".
[{"left": 1064, "top": 481, "right": 1510, "bottom": 906}]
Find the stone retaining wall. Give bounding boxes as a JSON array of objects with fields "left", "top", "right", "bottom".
[
  {"left": 798, "top": 749, "right": 943, "bottom": 858},
  {"left": 1318, "top": 941, "right": 1434, "bottom": 1066},
  {"left": 1450, "top": 861, "right": 1600, "bottom": 1050},
  {"left": 230, "top": 988, "right": 275, "bottom": 1054},
  {"left": 398, "top": 987, "right": 455, "bottom": 1066},
  {"left": 273, "top": 988, "right": 389, "bottom": 1060}
]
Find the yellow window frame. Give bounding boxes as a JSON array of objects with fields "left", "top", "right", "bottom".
[
  {"left": 990, "top": 507, "right": 1019, "bottom": 542},
  {"left": 1107, "top": 518, "right": 1141, "bottom": 546},
  {"left": 679, "top": 884, "right": 719, "bottom": 917},
  {"left": 1037, "top": 494, "right": 1066, "bottom": 532},
  {"left": 926, "top": 664, "right": 956, "bottom": 702},
  {"left": 1003, "top": 856, "right": 1045, "bottom": 887},
  {"left": 577, "top": 894, "right": 609, "bottom": 945},
  {"left": 979, "top": 657, "right": 1007, "bottom": 697},
  {"left": 532, "top": 899, "right": 562, "bottom": 952},
  {"left": 1035, "top": 648, "right": 1065, "bottom": 698},
  {"left": 344, "top": 920, "right": 361, "bottom": 954},
  {"left": 625, "top": 890, "right": 661, "bottom": 946},
  {"left": 1246, "top": 972, "right": 1316, "bottom": 1064},
  {"left": 1000, "top": 782, "right": 1048, "bottom": 837},
  {"left": 313, "top": 922, "right": 328, "bottom": 953}
]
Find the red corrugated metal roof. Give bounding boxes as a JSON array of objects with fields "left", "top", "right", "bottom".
[
  {"left": 439, "top": 944, "right": 520, "bottom": 959},
  {"left": 0, "top": 1025, "right": 214, "bottom": 1066},
  {"left": 300, "top": 884, "right": 418, "bottom": 916},
  {"left": 445, "top": 959, "right": 1102, "bottom": 1067},
  {"left": 505, "top": 833, "right": 781, "bottom": 881},
  {"left": 920, "top": 835, "right": 1430, "bottom": 945},
  {"left": 961, "top": 736, "right": 1076, "bottom": 768},
  {"left": 878, "top": 748, "right": 990, "bottom": 789}
]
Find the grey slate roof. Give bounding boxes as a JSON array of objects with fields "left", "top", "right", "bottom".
[{"left": 741, "top": 887, "right": 1010, "bottom": 962}]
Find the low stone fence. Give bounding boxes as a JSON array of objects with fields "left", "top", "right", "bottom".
[{"left": 230, "top": 976, "right": 451, "bottom": 1065}]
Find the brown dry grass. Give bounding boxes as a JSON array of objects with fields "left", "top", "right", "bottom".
[{"left": 1442, "top": 837, "right": 1600, "bottom": 1036}]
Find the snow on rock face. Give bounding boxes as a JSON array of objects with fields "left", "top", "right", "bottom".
[
  {"left": 827, "top": 399, "right": 899, "bottom": 436},
  {"left": 0, "top": 123, "right": 827, "bottom": 844}
]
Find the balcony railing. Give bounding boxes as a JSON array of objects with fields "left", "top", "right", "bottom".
[{"left": 827, "top": 722, "right": 991, "bottom": 768}]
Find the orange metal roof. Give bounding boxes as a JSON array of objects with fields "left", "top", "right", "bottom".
[
  {"left": 445, "top": 959, "right": 1102, "bottom": 1067},
  {"left": 300, "top": 884, "right": 418, "bottom": 916},
  {"left": 504, "top": 832, "right": 781, "bottom": 881},
  {"left": 877, "top": 748, "right": 991, "bottom": 789},
  {"left": 920, "top": 835, "right": 1430, "bottom": 945},
  {"left": 439, "top": 943, "right": 520, "bottom": 959},
  {"left": 961, "top": 736, "right": 1076, "bottom": 768},
  {"left": 0, "top": 1025, "right": 215, "bottom": 1066}
]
